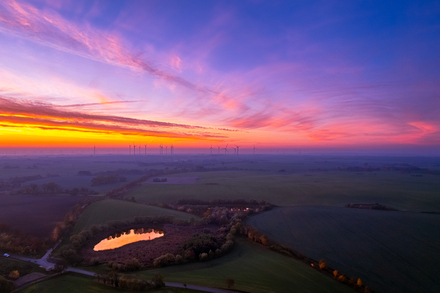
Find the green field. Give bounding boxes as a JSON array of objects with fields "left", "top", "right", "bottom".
[
  {"left": 127, "top": 239, "right": 353, "bottom": 293},
  {"left": 74, "top": 200, "right": 199, "bottom": 233},
  {"left": 247, "top": 206, "right": 440, "bottom": 293},
  {"left": 0, "top": 257, "right": 46, "bottom": 277},
  {"left": 18, "top": 273, "right": 204, "bottom": 293},
  {"left": 126, "top": 171, "right": 440, "bottom": 211}
]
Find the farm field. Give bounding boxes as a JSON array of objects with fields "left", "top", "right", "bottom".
[
  {"left": 74, "top": 200, "right": 199, "bottom": 233},
  {"left": 17, "top": 273, "right": 203, "bottom": 293},
  {"left": 0, "top": 155, "right": 152, "bottom": 195},
  {"left": 0, "top": 194, "right": 85, "bottom": 238},
  {"left": 126, "top": 170, "right": 440, "bottom": 211},
  {"left": 247, "top": 206, "right": 440, "bottom": 293},
  {"left": 0, "top": 257, "right": 46, "bottom": 277},
  {"left": 129, "top": 239, "right": 353, "bottom": 293},
  {"left": 0, "top": 157, "right": 134, "bottom": 179},
  {"left": 183, "top": 155, "right": 440, "bottom": 173},
  {"left": 30, "top": 174, "right": 142, "bottom": 194}
]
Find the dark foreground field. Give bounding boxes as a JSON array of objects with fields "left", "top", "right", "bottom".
[
  {"left": 0, "top": 195, "right": 85, "bottom": 238},
  {"left": 248, "top": 206, "right": 440, "bottom": 293},
  {"left": 128, "top": 239, "right": 354, "bottom": 293},
  {"left": 17, "top": 273, "right": 203, "bottom": 293}
]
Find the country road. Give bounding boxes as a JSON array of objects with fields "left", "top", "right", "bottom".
[{"left": 8, "top": 239, "right": 61, "bottom": 271}]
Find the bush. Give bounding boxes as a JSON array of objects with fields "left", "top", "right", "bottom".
[
  {"left": 125, "top": 258, "right": 141, "bottom": 271},
  {"left": 0, "top": 276, "right": 14, "bottom": 293},
  {"left": 199, "top": 252, "right": 209, "bottom": 261},
  {"left": 152, "top": 274, "right": 165, "bottom": 289},
  {"left": 319, "top": 259, "right": 328, "bottom": 270},
  {"left": 8, "top": 270, "right": 19, "bottom": 279},
  {"left": 153, "top": 253, "right": 176, "bottom": 267}
]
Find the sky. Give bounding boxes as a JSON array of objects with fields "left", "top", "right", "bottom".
[{"left": 0, "top": 0, "right": 439, "bottom": 153}]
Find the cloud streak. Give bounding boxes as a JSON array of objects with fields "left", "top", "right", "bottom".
[
  {"left": 0, "top": 0, "right": 209, "bottom": 94},
  {"left": 55, "top": 101, "right": 140, "bottom": 108},
  {"left": 0, "top": 96, "right": 229, "bottom": 140}
]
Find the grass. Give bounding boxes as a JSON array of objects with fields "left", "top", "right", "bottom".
[
  {"left": 126, "top": 170, "right": 440, "bottom": 211},
  {"left": 0, "top": 257, "right": 46, "bottom": 276},
  {"left": 126, "top": 239, "right": 353, "bottom": 293},
  {"left": 247, "top": 206, "right": 440, "bottom": 293},
  {"left": 73, "top": 200, "right": 199, "bottom": 233},
  {"left": 17, "top": 273, "right": 203, "bottom": 293}
]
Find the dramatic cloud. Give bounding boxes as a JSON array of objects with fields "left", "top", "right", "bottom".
[
  {"left": 0, "top": 0, "right": 206, "bottom": 93},
  {"left": 0, "top": 96, "right": 228, "bottom": 140}
]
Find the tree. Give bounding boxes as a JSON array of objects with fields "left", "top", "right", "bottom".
[
  {"left": 107, "top": 271, "right": 119, "bottom": 287},
  {"left": 259, "top": 235, "right": 268, "bottom": 246},
  {"left": 27, "top": 184, "right": 39, "bottom": 194},
  {"left": 152, "top": 274, "right": 165, "bottom": 289},
  {"left": 54, "top": 259, "right": 67, "bottom": 272},
  {"left": 338, "top": 275, "right": 347, "bottom": 283},
  {"left": 70, "top": 188, "right": 79, "bottom": 196},
  {"left": 226, "top": 278, "right": 234, "bottom": 289},
  {"left": 125, "top": 257, "right": 141, "bottom": 271},
  {"left": 319, "top": 259, "right": 328, "bottom": 270},
  {"left": 42, "top": 182, "right": 62, "bottom": 194}
]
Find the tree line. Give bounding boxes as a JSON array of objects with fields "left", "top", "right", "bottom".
[{"left": 93, "top": 272, "right": 164, "bottom": 291}]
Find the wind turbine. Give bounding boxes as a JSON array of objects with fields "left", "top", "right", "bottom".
[
  {"left": 129, "top": 144, "right": 131, "bottom": 155},
  {"left": 144, "top": 144, "right": 147, "bottom": 155},
  {"left": 217, "top": 146, "right": 220, "bottom": 155},
  {"left": 171, "top": 144, "right": 174, "bottom": 155},
  {"left": 133, "top": 144, "right": 136, "bottom": 155},
  {"left": 210, "top": 144, "right": 213, "bottom": 155},
  {"left": 235, "top": 145, "right": 241, "bottom": 156},
  {"left": 253, "top": 145, "right": 257, "bottom": 155},
  {"left": 223, "top": 144, "right": 229, "bottom": 155},
  {"left": 94, "top": 145, "right": 96, "bottom": 155}
]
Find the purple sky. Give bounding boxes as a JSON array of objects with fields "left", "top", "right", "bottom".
[{"left": 0, "top": 0, "right": 439, "bottom": 152}]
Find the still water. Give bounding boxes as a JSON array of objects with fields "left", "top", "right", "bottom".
[{"left": 94, "top": 228, "right": 164, "bottom": 251}]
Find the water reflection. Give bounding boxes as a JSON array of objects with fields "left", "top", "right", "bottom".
[{"left": 94, "top": 228, "right": 164, "bottom": 251}]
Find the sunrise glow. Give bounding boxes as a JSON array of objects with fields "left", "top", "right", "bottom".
[{"left": 0, "top": 0, "right": 439, "bottom": 153}]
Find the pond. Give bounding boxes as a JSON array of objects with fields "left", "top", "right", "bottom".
[{"left": 94, "top": 228, "right": 164, "bottom": 251}]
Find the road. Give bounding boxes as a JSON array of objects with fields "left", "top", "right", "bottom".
[{"left": 9, "top": 239, "right": 61, "bottom": 271}]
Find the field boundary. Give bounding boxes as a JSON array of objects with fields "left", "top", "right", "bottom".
[{"left": 242, "top": 222, "right": 373, "bottom": 293}]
